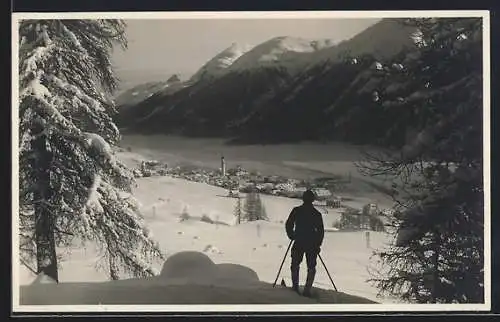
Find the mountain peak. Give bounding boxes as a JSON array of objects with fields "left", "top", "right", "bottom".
[
  {"left": 309, "top": 18, "right": 416, "bottom": 64},
  {"left": 167, "top": 74, "right": 181, "bottom": 84},
  {"left": 228, "top": 36, "right": 336, "bottom": 71},
  {"left": 190, "top": 43, "right": 252, "bottom": 82}
]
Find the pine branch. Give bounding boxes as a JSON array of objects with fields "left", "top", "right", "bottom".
[{"left": 18, "top": 19, "right": 164, "bottom": 282}]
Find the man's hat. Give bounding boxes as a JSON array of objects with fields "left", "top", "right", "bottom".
[{"left": 302, "top": 189, "right": 316, "bottom": 203}]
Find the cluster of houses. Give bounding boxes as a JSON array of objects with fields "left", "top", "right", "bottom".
[
  {"left": 133, "top": 159, "right": 344, "bottom": 207},
  {"left": 133, "top": 157, "right": 389, "bottom": 232},
  {"left": 333, "top": 203, "right": 387, "bottom": 232}
]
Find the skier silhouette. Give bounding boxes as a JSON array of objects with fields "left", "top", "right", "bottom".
[{"left": 285, "top": 189, "right": 324, "bottom": 297}]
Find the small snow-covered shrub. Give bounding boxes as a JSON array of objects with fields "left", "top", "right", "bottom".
[
  {"left": 179, "top": 210, "right": 190, "bottom": 222},
  {"left": 200, "top": 214, "right": 214, "bottom": 224}
]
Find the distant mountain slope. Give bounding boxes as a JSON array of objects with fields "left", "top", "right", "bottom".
[
  {"left": 234, "top": 56, "right": 378, "bottom": 143},
  {"left": 305, "top": 18, "right": 416, "bottom": 66},
  {"left": 227, "top": 36, "right": 336, "bottom": 74},
  {"left": 115, "top": 81, "right": 169, "bottom": 108},
  {"left": 189, "top": 43, "right": 252, "bottom": 83},
  {"left": 114, "top": 69, "right": 192, "bottom": 95},
  {"left": 117, "top": 19, "right": 417, "bottom": 146},
  {"left": 119, "top": 66, "right": 294, "bottom": 137},
  {"left": 114, "top": 72, "right": 187, "bottom": 109}
]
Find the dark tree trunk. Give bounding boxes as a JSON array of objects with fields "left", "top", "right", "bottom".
[
  {"left": 237, "top": 197, "right": 241, "bottom": 224},
  {"left": 32, "top": 119, "right": 59, "bottom": 282},
  {"left": 109, "top": 255, "right": 119, "bottom": 280},
  {"left": 430, "top": 232, "right": 440, "bottom": 303}
]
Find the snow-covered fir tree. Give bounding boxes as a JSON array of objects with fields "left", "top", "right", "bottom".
[
  {"left": 233, "top": 196, "right": 242, "bottom": 225},
  {"left": 243, "top": 189, "right": 268, "bottom": 222},
  {"left": 18, "top": 19, "right": 164, "bottom": 282},
  {"left": 357, "top": 18, "right": 483, "bottom": 303}
]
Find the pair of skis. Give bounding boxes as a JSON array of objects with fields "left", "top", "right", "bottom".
[
  {"left": 272, "top": 240, "right": 338, "bottom": 292},
  {"left": 279, "top": 278, "right": 317, "bottom": 299}
]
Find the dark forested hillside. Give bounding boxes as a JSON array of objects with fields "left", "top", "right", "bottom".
[
  {"left": 115, "top": 18, "right": 481, "bottom": 150},
  {"left": 233, "top": 55, "right": 378, "bottom": 143},
  {"left": 117, "top": 67, "right": 294, "bottom": 137},
  {"left": 115, "top": 19, "right": 419, "bottom": 148}
]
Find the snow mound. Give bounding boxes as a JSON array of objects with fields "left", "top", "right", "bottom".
[
  {"left": 159, "top": 251, "right": 259, "bottom": 284},
  {"left": 31, "top": 272, "right": 57, "bottom": 285},
  {"left": 216, "top": 263, "right": 259, "bottom": 282},
  {"left": 19, "top": 252, "right": 378, "bottom": 305},
  {"left": 160, "top": 251, "right": 217, "bottom": 280}
]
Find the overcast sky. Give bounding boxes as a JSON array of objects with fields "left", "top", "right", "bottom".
[{"left": 111, "top": 18, "right": 381, "bottom": 79}]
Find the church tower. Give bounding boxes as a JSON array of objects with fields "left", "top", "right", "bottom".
[{"left": 221, "top": 155, "right": 226, "bottom": 176}]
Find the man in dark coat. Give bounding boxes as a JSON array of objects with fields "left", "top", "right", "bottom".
[{"left": 285, "top": 189, "right": 324, "bottom": 297}]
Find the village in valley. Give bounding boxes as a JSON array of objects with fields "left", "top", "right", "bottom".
[{"left": 131, "top": 152, "right": 389, "bottom": 233}]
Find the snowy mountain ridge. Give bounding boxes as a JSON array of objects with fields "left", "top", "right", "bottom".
[
  {"left": 227, "top": 36, "right": 337, "bottom": 72},
  {"left": 115, "top": 18, "right": 417, "bottom": 140},
  {"left": 189, "top": 42, "right": 253, "bottom": 82},
  {"left": 189, "top": 36, "right": 337, "bottom": 82},
  {"left": 114, "top": 73, "right": 188, "bottom": 109}
]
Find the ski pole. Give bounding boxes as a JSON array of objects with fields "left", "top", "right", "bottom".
[
  {"left": 272, "top": 240, "right": 293, "bottom": 288},
  {"left": 318, "top": 253, "right": 338, "bottom": 291}
]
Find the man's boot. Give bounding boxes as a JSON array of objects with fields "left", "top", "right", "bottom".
[
  {"left": 291, "top": 266, "right": 300, "bottom": 293},
  {"left": 302, "top": 269, "right": 316, "bottom": 297}
]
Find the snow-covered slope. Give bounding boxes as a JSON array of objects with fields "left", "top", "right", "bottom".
[
  {"left": 189, "top": 43, "right": 252, "bottom": 82},
  {"left": 189, "top": 37, "right": 336, "bottom": 81},
  {"left": 225, "top": 19, "right": 413, "bottom": 74},
  {"left": 114, "top": 73, "right": 185, "bottom": 108},
  {"left": 228, "top": 36, "right": 336, "bottom": 73},
  {"left": 114, "top": 81, "right": 169, "bottom": 107},
  {"left": 19, "top": 251, "right": 378, "bottom": 306},
  {"left": 17, "top": 146, "right": 399, "bottom": 307}
]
